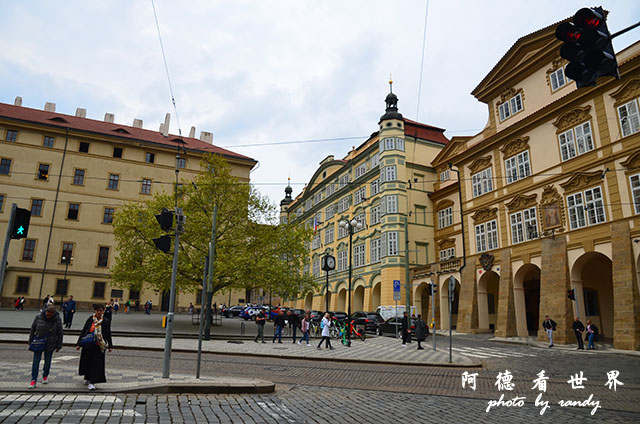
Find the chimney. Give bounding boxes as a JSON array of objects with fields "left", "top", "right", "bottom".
[
  {"left": 75, "top": 108, "right": 86, "bottom": 118},
  {"left": 14, "top": 96, "right": 22, "bottom": 106},
  {"left": 160, "top": 113, "right": 170, "bottom": 136},
  {"left": 44, "top": 102, "right": 56, "bottom": 112},
  {"left": 104, "top": 113, "right": 115, "bottom": 123},
  {"left": 189, "top": 126, "right": 196, "bottom": 138},
  {"left": 133, "top": 119, "right": 143, "bottom": 128},
  {"left": 199, "top": 131, "right": 213, "bottom": 143}
]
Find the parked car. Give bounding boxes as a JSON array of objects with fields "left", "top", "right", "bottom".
[
  {"left": 351, "top": 312, "right": 384, "bottom": 333},
  {"left": 377, "top": 317, "right": 416, "bottom": 338},
  {"left": 290, "top": 308, "right": 305, "bottom": 318},
  {"left": 223, "top": 305, "right": 244, "bottom": 318},
  {"left": 328, "top": 311, "right": 348, "bottom": 322},
  {"left": 309, "top": 310, "right": 324, "bottom": 322},
  {"left": 267, "top": 306, "right": 288, "bottom": 319},
  {"left": 240, "top": 306, "right": 265, "bottom": 320}
]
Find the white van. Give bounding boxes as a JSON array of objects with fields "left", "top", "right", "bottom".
[{"left": 375, "top": 305, "right": 417, "bottom": 321}]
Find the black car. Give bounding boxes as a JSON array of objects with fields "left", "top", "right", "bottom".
[
  {"left": 310, "top": 310, "right": 324, "bottom": 322},
  {"left": 290, "top": 308, "right": 305, "bottom": 318},
  {"left": 223, "top": 305, "right": 244, "bottom": 318},
  {"left": 351, "top": 312, "right": 384, "bottom": 333},
  {"left": 328, "top": 311, "right": 348, "bottom": 322},
  {"left": 378, "top": 317, "right": 416, "bottom": 338}
]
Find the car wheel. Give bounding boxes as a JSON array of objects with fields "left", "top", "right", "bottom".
[{"left": 377, "top": 328, "right": 383, "bottom": 336}]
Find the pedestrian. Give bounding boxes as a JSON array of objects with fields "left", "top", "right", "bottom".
[
  {"left": 415, "top": 314, "right": 428, "bottom": 350},
  {"left": 298, "top": 313, "right": 310, "bottom": 346},
  {"left": 188, "top": 303, "right": 194, "bottom": 315},
  {"left": 28, "top": 304, "right": 63, "bottom": 388},
  {"left": 317, "top": 313, "right": 334, "bottom": 350},
  {"left": 586, "top": 320, "right": 599, "bottom": 350},
  {"left": 254, "top": 310, "right": 266, "bottom": 343},
  {"left": 76, "top": 304, "right": 113, "bottom": 391},
  {"left": 113, "top": 299, "right": 119, "bottom": 314},
  {"left": 43, "top": 295, "right": 49, "bottom": 308},
  {"left": 573, "top": 317, "right": 585, "bottom": 350},
  {"left": 134, "top": 300, "right": 140, "bottom": 312},
  {"left": 287, "top": 310, "right": 299, "bottom": 343},
  {"left": 401, "top": 311, "right": 411, "bottom": 347},
  {"left": 273, "top": 310, "right": 285, "bottom": 343},
  {"left": 63, "top": 295, "right": 76, "bottom": 329},
  {"left": 542, "top": 315, "right": 557, "bottom": 348},
  {"left": 105, "top": 300, "right": 113, "bottom": 321},
  {"left": 125, "top": 300, "right": 131, "bottom": 314},
  {"left": 19, "top": 297, "right": 25, "bottom": 310},
  {"left": 47, "top": 296, "right": 55, "bottom": 307},
  {"left": 213, "top": 302, "right": 217, "bottom": 315},
  {"left": 14, "top": 297, "right": 21, "bottom": 310}
]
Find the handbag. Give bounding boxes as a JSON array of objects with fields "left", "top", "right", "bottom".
[
  {"left": 79, "top": 332, "right": 97, "bottom": 347},
  {"left": 29, "top": 335, "right": 48, "bottom": 352}
]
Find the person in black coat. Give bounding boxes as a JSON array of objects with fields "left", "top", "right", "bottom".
[
  {"left": 572, "top": 317, "right": 585, "bottom": 350},
  {"left": 401, "top": 312, "right": 411, "bottom": 347},
  {"left": 415, "top": 314, "right": 429, "bottom": 350},
  {"left": 28, "top": 305, "right": 63, "bottom": 388},
  {"left": 76, "top": 304, "right": 113, "bottom": 391},
  {"left": 287, "top": 310, "right": 299, "bottom": 343}
]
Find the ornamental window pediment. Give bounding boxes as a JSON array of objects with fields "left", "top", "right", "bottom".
[{"left": 552, "top": 105, "right": 592, "bottom": 133}]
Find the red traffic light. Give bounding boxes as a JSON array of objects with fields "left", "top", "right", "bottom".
[
  {"left": 574, "top": 8, "right": 603, "bottom": 30},
  {"left": 556, "top": 22, "right": 581, "bottom": 43}
]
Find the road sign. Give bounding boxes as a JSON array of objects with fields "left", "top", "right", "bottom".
[{"left": 393, "top": 280, "right": 401, "bottom": 301}]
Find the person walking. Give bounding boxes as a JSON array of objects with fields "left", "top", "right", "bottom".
[
  {"left": 14, "top": 297, "right": 21, "bottom": 310},
  {"left": 19, "top": 297, "right": 25, "bottom": 310},
  {"left": 125, "top": 300, "right": 131, "bottom": 314},
  {"left": 63, "top": 295, "right": 76, "bottom": 329},
  {"left": 105, "top": 300, "right": 113, "bottom": 321},
  {"left": 254, "top": 310, "right": 266, "bottom": 343},
  {"left": 46, "top": 296, "right": 55, "bottom": 307},
  {"left": 28, "top": 304, "right": 63, "bottom": 388},
  {"left": 317, "top": 313, "right": 334, "bottom": 350},
  {"left": 415, "top": 314, "right": 428, "bottom": 350},
  {"left": 188, "top": 303, "right": 194, "bottom": 315},
  {"left": 273, "top": 310, "right": 285, "bottom": 343},
  {"left": 401, "top": 311, "right": 411, "bottom": 347},
  {"left": 586, "top": 320, "right": 599, "bottom": 350},
  {"left": 76, "top": 304, "right": 113, "bottom": 391},
  {"left": 134, "top": 300, "right": 140, "bottom": 312},
  {"left": 113, "top": 299, "right": 119, "bottom": 315},
  {"left": 542, "top": 315, "right": 557, "bottom": 348},
  {"left": 298, "top": 313, "right": 310, "bottom": 346},
  {"left": 287, "top": 310, "right": 299, "bottom": 343},
  {"left": 572, "top": 317, "right": 585, "bottom": 350}
]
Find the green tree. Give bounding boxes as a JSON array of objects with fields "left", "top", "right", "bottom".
[{"left": 111, "top": 154, "right": 315, "bottom": 299}]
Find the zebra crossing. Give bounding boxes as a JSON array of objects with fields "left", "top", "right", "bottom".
[{"left": 452, "top": 346, "right": 538, "bottom": 359}]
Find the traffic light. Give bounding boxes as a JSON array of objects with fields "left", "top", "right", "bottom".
[
  {"left": 10, "top": 207, "right": 31, "bottom": 239},
  {"left": 153, "top": 235, "right": 172, "bottom": 254},
  {"left": 567, "top": 289, "right": 576, "bottom": 301},
  {"left": 555, "top": 7, "right": 619, "bottom": 87},
  {"left": 155, "top": 208, "right": 174, "bottom": 231}
]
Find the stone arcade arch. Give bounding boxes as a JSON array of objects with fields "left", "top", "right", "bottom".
[
  {"left": 370, "top": 279, "right": 382, "bottom": 311},
  {"left": 571, "top": 252, "right": 613, "bottom": 340},
  {"left": 337, "top": 287, "right": 347, "bottom": 312},
  {"left": 477, "top": 271, "right": 500, "bottom": 331},
  {"left": 304, "top": 292, "right": 313, "bottom": 311},
  {"left": 513, "top": 264, "right": 541, "bottom": 337},
  {"left": 439, "top": 276, "right": 460, "bottom": 330},
  {"left": 353, "top": 279, "right": 365, "bottom": 311},
  {"left": 414, "top": 282, "right": 431, "bottom": 319}
]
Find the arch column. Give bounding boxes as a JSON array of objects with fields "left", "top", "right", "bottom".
[
  {"left": 513, "top": 286, "right": 527, "bottom": 337},
  {"left": 495, "top": 249, "right": 517, "bottom": 338},
  {"left": 456, "top": 264, "right": 478, "bottom": 333},
  {"left": 570, "top": 279, "right": 586, "bottom": 320},
  {"left": 612, "top": 221, "right": 640, "bottom": 350}
]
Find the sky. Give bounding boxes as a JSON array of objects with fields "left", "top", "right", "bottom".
[{"left": 1, "top": 1, "right": 639, "bottom": 208}]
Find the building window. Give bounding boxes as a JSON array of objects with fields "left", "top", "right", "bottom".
[
  {"left": 67, "top": 203, "right": 79, "bottom": 220},
  {"left": 326, "top": 183, "right": 335, "bottom": 197},
  {"left": 16, "top": 276, "right": 30, "bottom": 294},
  {"left": 337, "top": 196, "right": 350, "bottom": 213},
  {"left": 566, "top": 186, "right": 606, "bottom": 230},
  {"left": 504, "top": 150, "right": 531, "bottom": 184},
  {"left": 370, "top": 238, "right": 381, "bottom": 263},
  {"left": 0, "top": 158, "right": 11, "bottom": 175},
  {"left": 338, "top": 224, "right": 348, "bottom": 239},
  {"left": 97, "top": 246, "right": 110, "bottom": 267},
  {"left": 354, "top": 213, "right": 365, "bottom": 231},
  {"left": 22, "top": 239, "right": 36, "bottom": 261},
  {"left": 108, "top": 174, "right": 119, "bottom": 190},
  {"left": 438, "top": 207, "right": 453, "bottom": 229},
  {"left": 129, "top": 290, "right": 140, "bottom": 301},
  {"left": 313, "top": 192, "right": 322, "bottom": 206},
  {"left": 37, "top": 163, "right": 50, "bottom": 180},
  {"left": 380, "top": 137, "right": 405, "bottom": 152},
  {"left": 354, "top": 186, "right": 367, "bottom": 205},
  {"left": 146, "top": 152, "right": 155, "bottom": 164},
  {"left": 113, "top": 147, "right": 123, "bottom": 158},
  {"left": 550, "top": 67, "right": 566, "bottom": 91},
  {"left": 475, "top": 220, "right": 498, "bottom": 253},
  {"left": 339, "top": 174, "right": 351, "bottom": 189},
  {"left": 618, "top": 99, "right": 640, "bottom": 137},
  {"left": 387, "top": 232, "right": 398, "bottom": 256},
  {"left": 370, "top": 179, "right": 380, "bottom": 196},
  {"left": 384, "top": 195, "right": 398, "bottom": 215},
  {"left": 312, "top": 257, "right": 320, "bottom": 278},
  {"left": 141, "top": 179, "right": 152, "bottom": 195},
  {"left": 325, "top": 204, "right": 335, "bottom": 220},
  {"left": 312, "top": 234, "right": 321, "bottom": 250},
  {"left": 498, "top": 93, "right": 523, "bottom": 121},
  {"left": 371, "top": 153, "right": 380, "bottom": 167},
  {"left": 381, "top": 165, "right": 396, "bottom": 182},
  {"left": 439, "top": 248, "right": 455, "bottom": 262},
  {"left": 93, "top": 282, "right": 106, "bottom": 299},
  {"left": 177, "top": 157, "right": 186, "bottom": 169},
  {"left": 355, "top": 163, "right": 367, "bottom": 179},
  {"left": 630, "top": 174, "right": 640, "bottom": 214},
  {"left": 370, "top": 205, "right": 381, "bottom": 225},
  {"left": 43, "top": 136, "right": 55, "bottom": 148},
  {"left": 324, "top": 226, "right": 334, "bottom": 244},
  {"left": 353, "top": 244, "right": 366, "bottom": 268},
  {"left": 472, "top": 168, "right": 493, "bottom": 198},
  {"left": 73, "top": 169, "right": 85, "bottom": 185},
  {"left": 79, "top": 142, "right": 89, "bottom": 153},
  {"left": 61, "top": 243, "right": 73, "bottom": 263},
  {"left": 5, "top": 130, "right": 18, "bottom": 141},
  {"left": 103, "top": 207, "right": 115, "bottom": 224},
  {"left": 55, "top": 279, "right": 69, "bottom": 296},
  {"left": 337, "top": 250, "right": 348, "bottom": 272},
  {"left": 440, "top": 169, "right": 450, "bottom": 182},
  {"left": 510, "top": 207, "right": 539, "bottom": 244},
  {"left": 303, "top": 263, "right": 310, "bottom": 276},
  {"left": 0, "top": 194, "right": 4, "bottom": 212},
  {"left": 31, "top": 199, "right": 43, "bottom": 217},
  {"left": 558, "top": 121, "right": 594, "bottom": 161},
  {"left": 111, "top": 289, "right": 124, "bottom": 299}
]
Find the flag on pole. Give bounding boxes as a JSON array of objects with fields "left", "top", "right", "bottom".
[{"left": 313, "top": 216, "right": 318, "bottom": 234}]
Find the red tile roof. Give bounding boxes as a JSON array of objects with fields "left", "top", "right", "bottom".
[
  {"left": 403, "top": 118, "right": 449, "bottom": 145},
  {"left": 0, "top": 102, "right": 256, "bottom": 163}
]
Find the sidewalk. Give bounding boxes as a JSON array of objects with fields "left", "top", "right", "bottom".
[{"left": 489, "top": 335, "right": 640, "bottom": 357}]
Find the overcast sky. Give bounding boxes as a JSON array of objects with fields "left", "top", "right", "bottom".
[{"left": 1, "top": 1, "right": 638, "bottom": 207}]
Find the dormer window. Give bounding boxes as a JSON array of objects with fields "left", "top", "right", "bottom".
[{"left": 498, "top": 93, "right": 523, "bottom": 122}]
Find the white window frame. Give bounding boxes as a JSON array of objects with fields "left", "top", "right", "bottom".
[
  {"left": 312, "top": 258, "right": 320, "bottom": 278},
  {"left": 354, "top": 213, "right": 366, "bottom": 231},
  {"left": 509, "top": 207, "right": 538, "bottom": 245},
  {"left": 353, "top": 244, "right": 366, "bottom": 268},
  {"left": 324, "top": 226, "right": 334, "bottom": 244},
  {"left": 566, "top": 186, "right": 606, "bottom": 230},
  {"left": 354, "top": 186, "right": 367, "bottom": 205},
  {"left": 371, "top": 153, "right": 380, "bottom": 168},
  {"left": 326, "top": 183, "right": 335, "bottom": 197},
  {"left": 370, "top": 179, "right": 380, "bottom": 196},
  {"left": 325, "top": 204, "right": 335, "bottom": 220},
  {"left": 370, "top": 205, "right": 381, "bottom": 225},
  {"left": 387, "top": 232, "right": 398, "bottom": 256},
  {"left": 355, "top": 163, "right": 367, "bottom": 179},
  {"left": 438, "top": 206, "right": 453, "bottom": 229},
  {"left": 338, "top": 224, "right": 348, "bottom": 239},
  {"left": 339, "top": 174, "right": 351, "bottom": 189},
  {"left": 370, "top": 238, "right": 381, "bottom": 263},
  {"left": 558, "top": 121, "right": 594, "bottom": 162},
  {"left": 382, "top": 165, "right": 396, "bottom": 182},
  {"left": 385, "top": 195, "right": 398, "bottom": 215},
  {"left": 337, "top": 250, "right": 348, "bottom": 272},
  {"left": 337, "top": 196, "right": 350, "bottom": 213},
  {"left": 312, "top": 233, "right": 321, "bottom": 250},
  {"left": 498, "top": 93, "right": 523, "bottom": 122},
  {"left": 550, "top": 68, "right": 566, "bottom": 92},
  {"left": 504, "top": 150, "right": 531, "bottom": 184},
  {"left": 630, "top": 174, "right": 640, "bottom": 214},
  {"left": 471, "top": 168, "right": 493, "bottom": 198},
  {"left": 440, "top": 169, "right": 450, "bottom": 182},
  {"left": 475, "top": 219, "right": 498, "bottom": 253},
  {"left": 618, "top": 99, "right": 640, "bottom": 138},
  {"left": 439, "top": 248, "right": 455, "bottom": 262}
]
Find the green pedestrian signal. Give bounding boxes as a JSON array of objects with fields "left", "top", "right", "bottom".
[
  {"left": 16, "top": 226, "right": 24, "bottom": 235},
  {"left": 10, "top": 208, "right": 31, "bottom": 240}
]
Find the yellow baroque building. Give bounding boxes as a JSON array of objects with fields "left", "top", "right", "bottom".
[
  {"left": 412, "top": 20, "right": 640, "bottom": 350},
  {"left": 0, "top": 99, "right": 255, "bottom": 311},
  {"left": 281, "top": 87, "right": 449, "bottom": 314}
]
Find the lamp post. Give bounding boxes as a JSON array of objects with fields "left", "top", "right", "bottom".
[
  {"left": 321, "top": 254, "right": 335, "bottom": 312},
  {"left": 61, "top": 255, "right": 72, "bottom": 308},
  {"left": 339, "top": 218, "right": 363, "bottom": 347}
]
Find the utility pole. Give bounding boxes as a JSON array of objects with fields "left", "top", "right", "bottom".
[{"left": 196, "top": 258, "right": 208, "bottom": 379}]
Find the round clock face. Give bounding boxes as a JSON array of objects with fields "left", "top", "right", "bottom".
[{"left": 327, "top": 257, "right": 335, "bottom": 269}]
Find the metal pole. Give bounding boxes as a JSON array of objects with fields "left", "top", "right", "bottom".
[
  {"left": 395, "top": 299, "right": 398, "bottom": 339},
  {"left": 404, "top": 216, "right": 411, "bottom": 318},
  {"left": 325, "top": 269, "right": 329, "bottom": 312},
  {"left": 431, "top": 281, "right": 436, "bottom": 352},
  {"left": 0, "top": 203, "right": 17, "bottom": 296},
  {"left": 161, "top": 209, "right": 182, "bottom": 379},
  {"left": 449, "top": 276, "right": 453, "bottom": 364},
  {"left": 196, "top": 258, "right": 208, "bottom": 379},
  {"left": 347, "top": 226, "right": 353, "bottom": 347},
  {"left": 204, "top": 205, "right": 217, "bottom": 340}
]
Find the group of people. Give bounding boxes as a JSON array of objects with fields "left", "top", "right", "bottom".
[
  {"left": 542, "top": 315, "right": 599, "bottom": 350},
  {"left": 28, "top": 303, "right": 113, "bottom": 390},
  {"left": 13, "top": 296, "right": 25, "bottom": 310}
]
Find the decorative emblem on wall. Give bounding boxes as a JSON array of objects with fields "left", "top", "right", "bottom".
[
  {"left": 552, "top": 105, "right": 592, "bottom": 133},
  {"left": 539, "top": 185, "right": 566, "bottom": 236},
  {"left": 479, "top": 253, "right": 494, "bottom": 271}
]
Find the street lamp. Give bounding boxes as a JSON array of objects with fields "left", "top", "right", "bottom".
[
  {"left": 339, "top": 218, "right": 363, "bottom": 347},
  {"left": 61, "top": 255, "right": 72, "bottom": 308}
]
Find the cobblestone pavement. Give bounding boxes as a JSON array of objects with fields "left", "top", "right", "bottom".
[{"left": 1, "top": 385, "right": 639, "bottom": 423}]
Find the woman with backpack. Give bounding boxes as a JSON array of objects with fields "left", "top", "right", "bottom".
[
  {"left": 76, "top": 304, "right": 113, "bottom": 391},
  {"left": 316, "top": 313, "right": 334, "bottom": 350}
]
